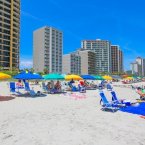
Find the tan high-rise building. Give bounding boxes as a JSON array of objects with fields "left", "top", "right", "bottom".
[
  {"left": 0, "top": 0, "right": 20, "bottom": 70},
  {"left": 62, "top": 52, "right": 81, "bottom": 75},
  {"left": 78, "top": 50, "right": 96, "bottom": 75},
  {"left": 111, "top": 45, "right": 123, "bottom": 73}
]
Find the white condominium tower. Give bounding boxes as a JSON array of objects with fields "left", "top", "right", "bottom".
[
  {"left": 81, "top": 39, "right": 112, "bottom": 74},
  {"left": 77, "top": 49, "right": 96, "bottom": 75},
  {"left": 131, "top": 57, "right": 145, "bottom": 76},
  {"left": 33, "top": 26, "right": 63, "bottom": 73}
]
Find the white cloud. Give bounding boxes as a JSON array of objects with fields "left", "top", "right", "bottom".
[{"left": 21, "top": 10, "right": 42, "bottom": 21}]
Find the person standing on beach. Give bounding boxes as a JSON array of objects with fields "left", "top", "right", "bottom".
[{"left": 50, "top": 80, "right": 54, "bottom": 89}]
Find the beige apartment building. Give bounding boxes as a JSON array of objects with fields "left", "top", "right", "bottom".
[
  {"left": 62, "top": 52, "right": 81, "bottom": 75},
  {"left": 0, "top": 0, "right": 20, "bottom": 70},
  {"left": 78, "top": 50, "right": 96, "bottom": 75},
  {"left": 33, "top": 26, "right": 63, "bottom": 73}
]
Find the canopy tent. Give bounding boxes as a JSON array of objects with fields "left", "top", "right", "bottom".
[
  {"left": 13, "top": 71, "right": 43, "bottom": 80},
  {"left": 65, "top": 74, "right": 83, "bottom": 81},
  {"left": 81, "top": 75, "right": 96, "bottom": 80},
  {"left": 43, "top": 73, "right": 64, "bottom": 80},
  {"left": 0, "top": 72, "right": 11, "bottom": 80}
]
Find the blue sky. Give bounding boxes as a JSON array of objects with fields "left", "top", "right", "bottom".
[{"left": 20, "top": 0, "right": 145, "bottom": 70}]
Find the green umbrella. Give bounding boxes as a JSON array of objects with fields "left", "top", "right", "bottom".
[
  {"left": 94, "top": 75, "right": 104, "bottom": 80},
  {"left": 43, "top": 73, "right": 64, "bottom": 80}
]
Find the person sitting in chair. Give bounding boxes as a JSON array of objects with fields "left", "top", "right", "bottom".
[
  {"left": 16, "top": 80, "right": 23, "bottom": 88},
  {"left": 136, "top": 87, "right": 145, "bottom": 100},
  {"left": 46, "top": 82, "right": 51, "bottom": 90},
  {"left": 54, "top": 80, "right": 61, "bottom": 91}
]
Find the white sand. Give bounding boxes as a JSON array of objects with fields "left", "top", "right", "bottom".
[{"left": 0, "top": 81, "right": 145, "bottom": 145}]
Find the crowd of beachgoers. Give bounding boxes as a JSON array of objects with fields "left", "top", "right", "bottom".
[{"left": 0, "top": 72, "right": 145, "bottom": 145}]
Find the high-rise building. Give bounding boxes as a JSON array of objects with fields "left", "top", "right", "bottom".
[
  {"left": 119, "top": 49, "right": 123, "bottom": 72},
  {"left": 33, "top": 26, "right": 63, "bottom": 73},
  {"left": 62, "top": 52, "right": 81, "bottom": 74},
  {"left": 78, "top": 49, "right": 96, "bottom": 75},
  {"left": 142, "top": 59, "right": 145, "bottom": 76},
  {"left": 111, "top": 45, "right": 123, "bottom": 73},
  {"left": 0, "top": 0, "right": 20, "bottom": 70},
  {"left": 131, "top": 62, "right": 139, "bottom": 76},
  {"left": 131, "top": 57, "right": 145, "bottom": 76},
  {"left": 81, "top": 39, "right": 112, "bottom": 74}
]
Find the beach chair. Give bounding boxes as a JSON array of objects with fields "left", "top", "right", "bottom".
[
  {"left": 99, "top": 91, "right": 119, "bottom": 112},
  {"left": 42, "top": 82, "right": 49, "bottom": 93},
  {"left": 78, "top": 85, "right": 86, "bottom": 93},
  {"left": 106, "top": 84, "right": 113, "bottom": 91},
  {"left": 111, "top": 91, "right": 126, "bottom": 107},
  {"left": 10, "top": 82, "right": 16, "bottom": 94},
  {"left": 25, "top": 82, "right": 42, "bottom": 96},
  {"left": 10, "top": 82, "right": 22, "bottom": 96},
  {"left": 29, "top": 89, "right": 42, "bottom": 97},
  {"left": 24, "top": 82, "right": 31, "bottom": 92}
]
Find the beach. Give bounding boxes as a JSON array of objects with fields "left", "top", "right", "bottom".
[{"left": 0, "top": 82, "right": 145, "bottom": 145}]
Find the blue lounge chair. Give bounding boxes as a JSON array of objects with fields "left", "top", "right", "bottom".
[
  {"left": 78, "top": 85, "right": 86, "bottom": 93},
  {"left": 106, "top": 83, "right": 113, "bottom": 91},
  {"left": 42, "top": 82, "right": 49, "bottom": 93},
  {"left": 24, "top": 82, "right": 42, "bottom": 96},
  {"left": 9, "top": 82, "right": 22, "bottom": 96},
  {"left": 111, "top": 91, "right": 121, "bottom": 104},
  {"left": 10, "top": 82, "right": 16, "bottom": 94},
  {"left": 111, "top": 91, "right": 129, "bottom": 106},
  {"left": 99, "top": 91, "right": 119, "bottom": 112},
  {"left": 24, "top": 82, "right": 31, "bottom": 92},
  {"left": 29, "top": 90, "right": 42, "bottom": 97}
]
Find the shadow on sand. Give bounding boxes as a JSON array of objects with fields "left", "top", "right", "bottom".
[{"left": 0, "top": 96, "right": 15, "bottom": 102}]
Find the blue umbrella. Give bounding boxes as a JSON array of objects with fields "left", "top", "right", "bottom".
[
  {"left": 13, "top": 71, "right": 43, "bottom": 80},
  {"left": 81, "top": 75, "right": 96, "bottom": 80}
]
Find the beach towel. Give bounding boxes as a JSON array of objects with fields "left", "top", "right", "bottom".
[
  {"left": 136, "top": 99, "right": 145, "bottom": 103},
  {"left": 120, "top": 103, "right": 145, "bottom": 116},
  {"left": 60, "top": 93, "right": 87, "bottom": 100}
]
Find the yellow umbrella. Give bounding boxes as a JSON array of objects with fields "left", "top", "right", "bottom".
[
  {"left": 0, "top": 72, "right": 11, "bottom": 80},
  {"left": 65, "top": 74, "right": 83, "bottom": 81},
  {"left": 103, "top": 75, "right": 112, "bottom": 80}
]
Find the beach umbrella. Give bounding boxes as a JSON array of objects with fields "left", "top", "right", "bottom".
[
  {"left": 137, "top": 76, "right": 142, "bottom": 79},
  {"left": 43, "top": 73, "right": 64, "bottom": 80},
  {"left": 132, "top": 76, "right": 138, "bottom": 79},
  {"left": 65, "top": 74, "right": 83, "bottom": 81},
  {"left": 0, "top": 72, "right": 11, "bottom": 80},
  {"left": 124, "top": 77, "right": 133, "bottom": 80},
  {"left": 94, "top": 75, "right": 104, "bottom": 80},
  {"left": 121, "top": 74, "right": 129, "bottom": 78},
  {"left": 103, "top": 75, "right": 112, "bottom": 80},
  {"left": 81, "top": 75, "right": 96, "bottom": 80},
  {"left": 13, "top": 71, "right": 43, "bottom": 80}
]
